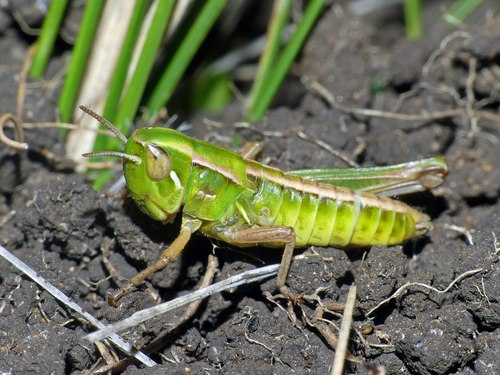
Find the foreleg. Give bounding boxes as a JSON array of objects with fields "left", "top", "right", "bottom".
[{"left": 108, "top": 224, "right": 195, "bottom": 306}]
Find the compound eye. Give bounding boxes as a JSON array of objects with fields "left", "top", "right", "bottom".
[{"left": 146, "top": 143, "right": 171, "bottom": 181}]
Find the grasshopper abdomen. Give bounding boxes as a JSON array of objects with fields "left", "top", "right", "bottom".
[{"left": 244, "top": 160, "right": 431, "bottom": 248}]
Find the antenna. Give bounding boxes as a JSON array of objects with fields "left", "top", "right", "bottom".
[
  {"left": 79, "top": 105, "right": 128, "bottom": 145},
  {"left": 82, "top": 151, "right": 141, "bottom": 165}
]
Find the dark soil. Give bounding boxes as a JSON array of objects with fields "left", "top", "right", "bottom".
[{"left": 1, "top": 1, "right": 500, "bottom": 374}]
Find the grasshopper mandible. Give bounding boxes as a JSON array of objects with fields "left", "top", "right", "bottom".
[{"left": 80, "top": 106, "right": 448, "bottom": 306}]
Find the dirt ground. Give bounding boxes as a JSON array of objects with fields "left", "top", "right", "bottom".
[{"left": 1, "top": 1, "right": 500, "bottom": 374}]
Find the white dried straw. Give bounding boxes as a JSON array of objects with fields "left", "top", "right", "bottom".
[
  {"left": 0, "top": 245, "right": 156, "bottom": 367},
  {"left": 84, "top": 264, "right": 279, "bottom": 343}
]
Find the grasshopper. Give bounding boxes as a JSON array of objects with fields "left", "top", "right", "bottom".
[{"left": 80, "top": 106, "right": 448, "bottom": 306}]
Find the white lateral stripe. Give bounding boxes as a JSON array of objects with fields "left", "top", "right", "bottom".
[
  {"left": 170, "top": 171, "right": 182, "bottom": 189},
  {"left": 346, "top": 191, "right": 362, "bottom": 244}
]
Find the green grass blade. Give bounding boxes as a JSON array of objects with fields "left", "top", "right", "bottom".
[
  {"left": 90, "top": 168, "right": 116, "bottom": 191},
  {"left": 91, "top": 0, "right": 150, "bottom": 153},
  {"left": 249, "top": 0, "right": 325, "bottom": 122},
  {"left": 57, "top": 0, "right": 105, "bottom": 125},
  {"left": 190, "top": 69, "right": 232, "bottom": 113},
  {"left": 145, "top": 0, "right": 230, "bottom": 118},
  {"left": 246, "top": 0, "right": 293, "bottom": 116},
  {"left": 29, "top": 0, "right": 69, "bottom": 79},
  {"left": 404, "top": 0, "right": 422, "bottom": 40},
  {"left": 110, "top": 0, "right": 175, "bottom": 150},
  {"left": 443, "top": 0, "right": 485, "bottom": 26}
]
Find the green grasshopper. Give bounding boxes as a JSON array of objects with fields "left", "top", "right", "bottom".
[{"left": 80, "top": 106, "right": 448, "bottom": 306}]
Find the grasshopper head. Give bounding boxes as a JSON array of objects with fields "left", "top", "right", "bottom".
[
  {"left": 123, "top": 127, "right": 193, "bottom": 223},
  {"left": 80, "top": 106, "right": 193, "bottom": 224}
]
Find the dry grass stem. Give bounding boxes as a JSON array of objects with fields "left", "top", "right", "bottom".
[
  {"left": 297, "top": 131, "right": 359, "bottom": 167},
  {"left": 0, "top": 244, "right": 156, "bottom": 367},
  {"left": 17, "top": 43, "right": 36, "bottom": 119},
  {"left": 311, "top": 80, "right": 500, "bottom": 125},
  {"left": 366, "top": 268, "right": 483, "bottom": 318},
  {"left": 84, "top": 264, "right": 279, "bottom": 343},
  {"left": 444, "top": 223, "right": 474, "bottom": 245},
  {"left": 110, "top": 255, "right": 219, "bottom": 372},
  {"left": 0, "top": 113, "right": 28, "bottom": 149},
  {"left": 0, "top": 210, "right": 16, "bottom": 229},
  {"left": 331, "top": 285, "right": 357, "bottom": 375}
]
